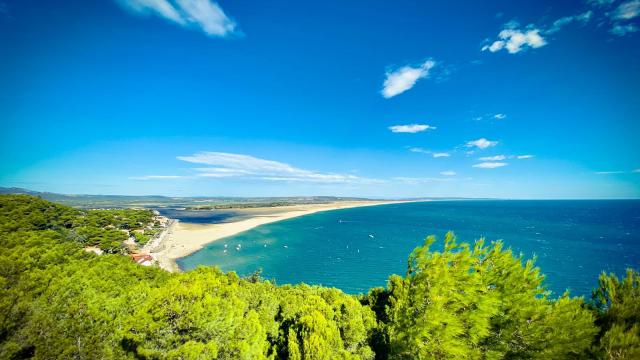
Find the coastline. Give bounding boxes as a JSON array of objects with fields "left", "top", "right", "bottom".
[{"left": 149, "top": 200, "right": 409, "bottom": 272}]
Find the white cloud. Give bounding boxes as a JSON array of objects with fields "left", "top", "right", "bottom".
[
  {"left": 493, "top": 113, "right": 507, "bottom": 120},
  {"left": 479, "top": 155, "right": 506, "bottom": 161},
  {"left": 613, "top": 0, "right": 640, "bottom": 20},
  {"left": 381, "top": 60, "right": 436, "bottom": 98},
  {"left": 483, "top": 10, "right": 595, "bottom": 55},
  {"left": 440, "top": 171, "right": 456, "bottom": 176},
  {"left": 473, "top": 162, "right": 508, "bottom": 169},
  {"left": 466, "top": 138, "right": 498, "bottom": 149},
  {"left": 432, "top": 152, "right": 450, "bottom": 158},
  {"left": 389, "top": 124, "right": 436, "bottom": 133},
  {"left": 130, "top": 175, "right": 186, "bottom": 180},
  {"left": 177, "top": 151, "right": 381, "bottom": 184},
  {"left": 483, "top": 27, "right": 547, "bottom": 54},
  {"left": 517, "top": 155, "right": 535, "bottom": 159},
  {"left": 115, "top": 0, "right": 238, "bottom": 37}
]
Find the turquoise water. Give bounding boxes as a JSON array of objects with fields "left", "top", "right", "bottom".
[{"left": 178, "top": 200, "right": 640, "bottom": 297}]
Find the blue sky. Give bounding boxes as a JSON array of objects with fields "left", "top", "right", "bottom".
[{"left": 0, "top": 0, "right": 639, "bottom": 198}]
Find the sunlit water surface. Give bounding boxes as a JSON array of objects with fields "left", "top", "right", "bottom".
[{"left": 178, "top": 200, "right": 640, "bottom": 296}]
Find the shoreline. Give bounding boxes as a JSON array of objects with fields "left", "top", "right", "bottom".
[{"left": 149, "top": 200, "right": 411, "bottom": 272}]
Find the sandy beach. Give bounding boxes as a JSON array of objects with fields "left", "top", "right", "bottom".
[{"left": 148, "top": 200, "right": 405, "bottom": 272}]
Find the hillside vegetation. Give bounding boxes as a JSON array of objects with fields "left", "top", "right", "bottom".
[{"left": 0, "top": 195, "right": 638, "bottom": 359}]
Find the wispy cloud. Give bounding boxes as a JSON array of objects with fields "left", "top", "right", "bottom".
[
  {"left": 408, "top": 147, "right": 429, "bottom": 154},
  {"left": 473, "top": 113, "right": 507, "bottom": 121},
  {"left": 473, "top": 162, "right": 508, "bottom": 169},
  {"left": 608, "top": 0, "right": 640, "bottom": 35},
  {"left": 440, "top": 171, "right": 456, "bottom": 176},
  {"left": 408, "top": 147, "right": 450, "bottom": 158},
  {"left": 432, "top": 152, "right": 451, "bottom": 158},
  {"left": 176, "top": 151, "right": 381, "bottom": 184},
  {"left": 483, "top": 10, "right": 596, "bottom": 54},
  {"left": 479, "top": 155, "right": 506, "bottom": 161},
  {"left": 588, "top": 0, "right": 615, "bottom": 6},
  {"left": 596, "top": 169, "right": 640, "bottom": 174},
  {"left": 381, "top": 60, "right": 436, "bottom": 98},
  {"left": 611, "top": 23, "right": 638, "bottom": 35},
  {"left": 613, "top": 0, "right": 640, "bottom": 20},
  {"left": 389, "top": 124, "right": 436, "bottom": 133},
  {"left": 115, "top": 0, "right": 238, "bottom": 37},
  {"left": 479, "top": 154, "right": 534, "bottom": 161},
  {"left": 466, "top": 138, "right": 498, "bottom": 149},
  {"left": 585, "top": 0, "right": 640, "bottom": 36},
  {"left": 547, "top": 11, "right": 593, "bottom": 34}
]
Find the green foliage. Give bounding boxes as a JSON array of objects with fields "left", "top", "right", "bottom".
[
  {"left": 133, "top": 231, "right": 152, "bottom": 245},
  {"left": 0, "top": 195, "right": 376, "bottom": 359},
  {"left": 0, "top": 194, "right": 159, "bottom": 252},
  {"left": 0, "top": 194, "right": 78, "bottom": 233},
  {"left": 375, "top": 232, "right": 597, "bottom": 359},
  {"left": 123, "top": 268, "right": 272, "bottom": 359},
  {"left": 1, "top": 195, "right": 639, "bottom": 359},
  {"left": 592, "top": 269, "right": 640, "bottom": 359},
  {"left": 74, "top": 208, "right": 154, "bottom": 230}
]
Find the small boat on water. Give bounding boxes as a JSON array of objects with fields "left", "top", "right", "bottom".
[{"left": 368, "top": 234, "right": 375, "bottom": 239}]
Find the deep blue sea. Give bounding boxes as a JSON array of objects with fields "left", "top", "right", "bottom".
[{"left": 177, "top": 200, "right": 640, "bottom": 297}]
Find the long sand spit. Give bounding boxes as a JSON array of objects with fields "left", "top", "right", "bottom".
[{"left": 149, "top": 201, "right": 408, "bottom": 272}]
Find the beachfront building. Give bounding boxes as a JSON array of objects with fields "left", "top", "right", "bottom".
[{"left": 130, "top": 253, "right": 154, "bottom": 267}]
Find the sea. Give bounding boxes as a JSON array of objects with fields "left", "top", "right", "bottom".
[{"left": 176, "top": 200, "right": 640, "bottom": 297}]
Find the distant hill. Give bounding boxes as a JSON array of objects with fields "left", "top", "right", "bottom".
[{"left": 0, "top": 187, "right": 373, "bottom": 209}]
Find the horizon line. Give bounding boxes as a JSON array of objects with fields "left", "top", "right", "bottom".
[{"left": 1, "top": 187, "right": 639, "bottom": 202}]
